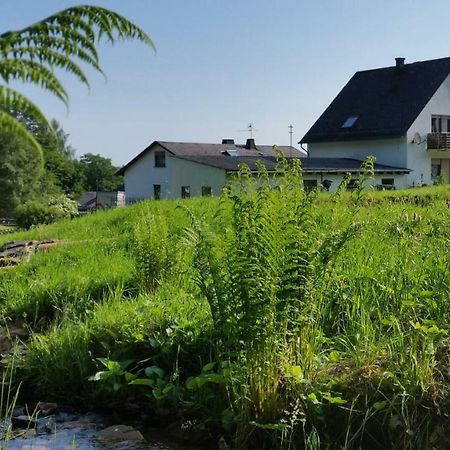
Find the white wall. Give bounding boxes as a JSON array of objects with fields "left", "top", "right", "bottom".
[
  {"left": 307, "top": 138, "right": 408, "bottom": 169},
  {"left": 168, "top": 157, "right": 227, "bottom": 198},
  {"left": 306, "top": 74, "right": 450, "bottom": 188},
  {"left": 307, "top": 138, "right": 410, "bottom": 189},
  {"left": 407, "top": 73, "right": 450, "bottom": 186},
  {"left": 124, "top": 144, "right": 227, "bottom": 201},
  {"left": 124, "top": 144, "right": 171, "bottom": 202},
  {"left": 302, "top": 174, "right": 408, "bottom": 192}
]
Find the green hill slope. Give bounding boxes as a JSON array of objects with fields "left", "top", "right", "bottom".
[{"left": 1, "top": 179, "right": 449, "bottom": 449}]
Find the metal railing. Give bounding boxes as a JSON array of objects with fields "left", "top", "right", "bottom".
[{"left": 427, "top": 133, "right": 450, "bottom": 150}]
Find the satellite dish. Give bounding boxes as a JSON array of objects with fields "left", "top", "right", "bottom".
[{"left": 413, "top": 132, "right": 422, "bottom": 144}]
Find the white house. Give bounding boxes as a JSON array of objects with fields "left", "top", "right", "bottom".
[
  {"left": 118, "top": 138, "right": 410, "bottom": 200},
  {"left": 118, "top": 139, "right": 302, "bottom": 201},
  {"left": 300, "top": 57, "right": 450, "bottom": 189}
]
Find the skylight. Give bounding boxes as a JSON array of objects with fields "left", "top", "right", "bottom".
[
  {"left": 221, "top": 149, "right": 240, "bottom": 157},
  {"left": 342, "top": 115, "right": 359, "bottom": 128}
]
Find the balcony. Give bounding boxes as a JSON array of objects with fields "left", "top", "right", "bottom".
[{"left": 427, "top": 132, "right": 450, "bottom": 150}]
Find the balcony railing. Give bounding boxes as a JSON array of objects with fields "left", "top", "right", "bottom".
[{"left": 427, "top": 132, "right": 450, "bottom": 150}]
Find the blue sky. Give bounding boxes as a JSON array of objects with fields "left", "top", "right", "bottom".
[{"left": 2, "top": 0, "right": 450, "bottom": 165}]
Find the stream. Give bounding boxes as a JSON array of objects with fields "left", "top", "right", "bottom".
[{"left": 2, "top": 410, "right": 203, "bottom": 449}]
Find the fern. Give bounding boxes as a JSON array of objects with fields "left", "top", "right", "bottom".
[{"left": 0, "top": 5, "right": 155, "bottom": 156}]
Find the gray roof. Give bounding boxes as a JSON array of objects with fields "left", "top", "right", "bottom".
[
  {"left": 301, "top": 57, "right": 450, "bottom": 143},
  {"left": 176, "top": 154, "right": 411, "bottom": 174},
  {"left": 116, "top": 141, "right": 301, "bottom": 175},
  {"left": 117, "top": 140, "right": 410, "bottom": 175}
]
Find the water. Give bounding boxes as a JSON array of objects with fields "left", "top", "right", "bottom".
[{"left": 3, "top": 411, "right": 200, "bottom": 449}]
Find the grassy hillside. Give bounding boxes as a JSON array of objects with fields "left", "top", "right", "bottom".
[{"left": 1, "top": 168, "right": 449, "bottom": 449}]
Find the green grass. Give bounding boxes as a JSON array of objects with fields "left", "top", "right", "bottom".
[
  {"left": 1, "top": 169, "right": 449, "bottom": 449},
  {"left": 0, "top": 225, "right": 16, "bottom": 235}
]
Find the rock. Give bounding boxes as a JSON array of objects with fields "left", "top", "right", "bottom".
[
  {"left": 12, "top": 405, "right": 25, "bottom": 416},
  {"left": 0, "top": 324, "right": 29, "bottom": 357},
  {"left": 98, "top": 424, "right": 145, "bottom": 442},
  {"left": 0, "top": 336, "right": 12, "bottom": 355},
  {"left": 36, "top": 402, "right": 58, "bottom": 416},
  {"left": 62, "top": 420, "right": 96, "bottom": 429},
  {"left": 20, "top": 446, "right": 50, "bottom": 450},
  {"left": 11, "top": 415, "right": 37, "bottom": 428},
  {"left": 164, "top": 420, "right": 209, "bottom": 444},
  {"left": 0, "top": 240, "right": 59, "bottom": 268},
  {"left": 219, "top": 436, "right": 230, "bottom": 450},
  {"left": 14, "top": 428, "right": 36, "bottom": 439}
]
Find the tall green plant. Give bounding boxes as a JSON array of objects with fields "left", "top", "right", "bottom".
[{"left": 185, "top": 154, "right": 367, "bottom": 445}]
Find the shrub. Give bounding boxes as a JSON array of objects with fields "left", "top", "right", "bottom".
[{"left": 14, "top": 196, "right": 77, "bottom": 229}]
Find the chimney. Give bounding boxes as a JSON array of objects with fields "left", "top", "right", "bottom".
[
  {"left": 395, "top": 57, "right": 405, "bottom": 68},
  {"left": 222, "top": 139, "right": 235, "bottom": 144},
  {"left": 245, "top": 138, "right": 256, "bottom": 149}
]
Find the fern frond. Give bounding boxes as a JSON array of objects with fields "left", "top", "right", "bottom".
[
  {"left": 0, "top": 5, "right": 155, "bottom": 162},
  {"left": 0, "top": 59, "right": 68, "bottom": 103},
  {"left": 0, "top": 109, "right": 43, "bottom": 162}
]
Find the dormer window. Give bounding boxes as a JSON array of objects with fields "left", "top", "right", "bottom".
[
  {"left": 221, "top": 149, "right": 240, "bottom": 157},
  {"left": 342, "top": 116, "right": 359, "bottom": 128}
]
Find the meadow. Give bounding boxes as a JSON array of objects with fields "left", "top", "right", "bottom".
[{"left": 0, "top": 160, "right": 449, "bottom": 449}]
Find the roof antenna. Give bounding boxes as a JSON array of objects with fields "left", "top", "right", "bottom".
[{"left": 238, "top": 122, "right": 258, "bottom": 138}]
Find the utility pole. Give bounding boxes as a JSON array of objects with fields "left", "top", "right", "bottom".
[{"left": 288, "top": 124, "right": 293, "bottom": 158}]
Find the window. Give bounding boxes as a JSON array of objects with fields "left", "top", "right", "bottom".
[
  {"left": 431, "top": 115, "right": 450, "bottom": 133},
  {"left": 381, "top": 178, "right": 394, "bottom": 186},
  {"left": 346, "top": 179, "right": 359, "bottom": 190},
  {"left": 322, "top": 179, "right": 333, "bottom": 191},
  {"left": 181, "top": 186, "right": 190, "bottom": 199},
  {"left": 221, "top": 149, "right": 240, "bottom": 157},
  {"left": 153, "top": 184, "right": 161, "bottom": 200},
  {"left": 342, "top": 115, "right": 359, "bottom": 128},
  {"left": 303, "top": 179, "right": 318, "bottom": 192},
  {"left": 154, "top": 151, "right": 166, "bottom": 167},
  {"left": 431, "top": 164, "right": 441, "bottom": 178},
  {"left": 201, "top": 186, "right": 212, "bottom": 197}
]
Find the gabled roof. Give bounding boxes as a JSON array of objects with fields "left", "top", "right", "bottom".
[
  {"left": 116, "top": 141, "right": 301, "bottom": 175},
  {"left": 300, "top": 57, "right": 450, "bottom": 143}
]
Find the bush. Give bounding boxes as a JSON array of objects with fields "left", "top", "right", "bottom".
[{"left": 14, "top": 196, "right": 78, "bottom": 229}]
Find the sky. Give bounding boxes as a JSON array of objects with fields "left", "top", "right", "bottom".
[{"left": 2, "top": 0, "right": 450, "bottom": 166}]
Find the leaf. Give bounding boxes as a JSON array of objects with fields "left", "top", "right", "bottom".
[
  {"left": 286, "top": 365, "right": 303, "bottom": 378},
  {"left": 307, "top": 393, "right": 320, "bottom": 404},
  {"left": 323, "top": 394, "right": 347, "bottom": 405},
  {"left": 328, "top": 351, "right": 341, "bottom": 363},
  {"left": 129, "top": 378, "right": 155, "bottom": 387},
  {"left": 88, "top": 371, "right": 109, "bottom": 381},
  {"left": 145, "top": 365, "right": 164, "bottom": 378},
  {"left": 0, "top": 4, "right": 155, "bottom": 164},
  {"left": 119, "top": 360, "right": 136, "bottom": 371},
  {"left": 202, "top": 362, "right": 216, "bottom": 372},
  {"left": 185, "top": 376, "right": 198, "bottom": 390},
  {"left": 162, "top": 384, "right": 174, "bottom": 394},
  {"left": 124, "top": 372, "right": 136, "bottom": 382},
  {"left": 373, "top": 401, "right": 387, "bottom": 410}
]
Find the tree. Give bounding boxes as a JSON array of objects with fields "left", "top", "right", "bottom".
[
  {"left": 0, "top": 6, "right": 155, "bottom": 158},
  {"left": 79, "top": 153, "right": 122, "bottom": 192},
  {"left": 31, "top": 119, "right": 86, "bottom": 196},
  {"left": 0, "top": 132, "right": 43, "bottom": 216}
]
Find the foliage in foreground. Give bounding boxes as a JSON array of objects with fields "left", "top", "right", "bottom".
[
  {"left": 0, "top": 5, "right": 154, "bottom": 159},
  {"left": 0, "top": 164, "right": 449, "bottom": 449}
]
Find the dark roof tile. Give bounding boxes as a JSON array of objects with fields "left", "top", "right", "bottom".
[
  {"left": 300, "top": 57, "right": 450, "bottom": 143},
  {"left": 176, "top": 154, "right": 410, "bottom": 173}
]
